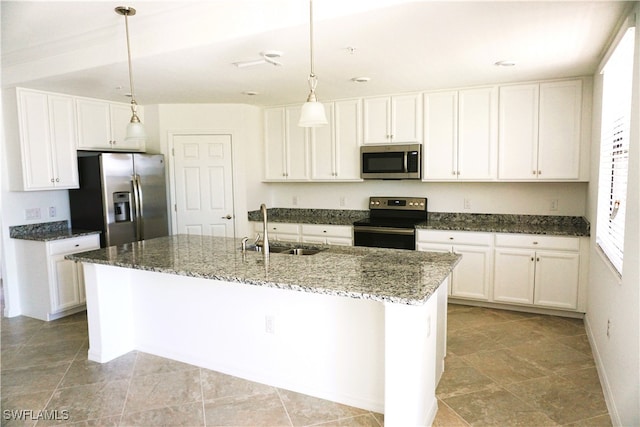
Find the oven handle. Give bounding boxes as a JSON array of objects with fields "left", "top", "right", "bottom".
[
  {"left": 353, "top": 226, "right": 415, "bottom": 235},
  {"left": 403, "top": 151, "right": 408, "bottom": 173}
]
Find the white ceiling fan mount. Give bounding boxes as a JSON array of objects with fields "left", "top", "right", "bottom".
[{"left": 233, "top": 51, "right": 283, "bottom": 68}]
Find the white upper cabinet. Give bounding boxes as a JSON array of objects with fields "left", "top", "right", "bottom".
[
  {"left": 363, "top": 93, "right": 421, "bottom": 144},
  {"left": 423, "top": 87, "right": 497, "bottom": 180},
  {"left": 311, "top": 99, "right": 362, "bottom": 181},
  {"left": 16, "top": 88, "right": 79, "bottom": 191},
  {"left": 76, "top": 98, "right": 145, "bottom": 152},
  {"left": 264, "top": 106, "right": 310, "bottom": 181},
  {"left": 498, "top": 79, "right": 583, "bottom": 180}
]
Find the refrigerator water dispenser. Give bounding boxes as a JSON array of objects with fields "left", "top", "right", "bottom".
[{"left": 113, "top": 192, "right": 132, "bottom": 222}]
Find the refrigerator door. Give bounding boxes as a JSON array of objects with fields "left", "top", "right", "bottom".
[
  {"left": 133, "top": 154, "right": 169, "bottom": 240},
  {"left": 101, "top": 153, "right": 136, "bottom": 246}
]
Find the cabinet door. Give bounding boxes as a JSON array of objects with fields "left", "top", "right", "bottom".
[
  {"left": 498, "top": 84, "right": 539, "bottom": 180},
  {"left": 423, "top": 91, "right": 457, "bottom": 180},
  {"left": 333, "top": 99, "right": 362, "bottom": 180},
  {"left": 363, "top": 97, "right": 391, "bottom": 143},
  {"left": 18, "top": 90, "right": 55, "bottom": 189},
  {"left": 392, "top": 94, "right": 421, "bottom": 143},
  {"left": 50, "top": 254, "right": 82, "bottom": 312},
  {"left": 458, "top": 87, "right": 497, "bottom": 180},
  {"left": 493, "top": 248, "right": 535, "bottom": 304},
  {"left": 310, "top": 103, "right": 335, "bottom": 180},
  {"left": 452, "top": 245, "right": 491, "bottom": 301},
  {"left": 264, "top": 108, "right": 287, "bottom": 180},
  {"left": 534, "top": 251, "right": 579, "bottom": 309},
  {"left": 48, "top": 95, "right": 79, "bottom": 188},
  {"left": 76, "top": 99, "right": 112, "bottom": 149},
  {"left": 537, "top": 80, "right": 582, "bottom": 180},
  {"left": 285, "top": 106, "right": 309, "bottom": 180}
]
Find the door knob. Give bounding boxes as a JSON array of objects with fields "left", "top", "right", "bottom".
[{"left": 222, "top": 214, "right": 232, "bottom": 220}]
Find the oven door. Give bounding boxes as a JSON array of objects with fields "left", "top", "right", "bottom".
[{"left": 353, "top": 226, "right": 416, "bottom": 250}]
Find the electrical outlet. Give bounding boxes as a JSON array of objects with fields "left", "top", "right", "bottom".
[
  {"left": 265, "top": 315, "right": 276, "bottom": 334},
  {"left": 463, "top": 198, "right": 472, "bottom": 210},
  {"left": 607, "top": 319, "right": 611, "bottom": 338},
  {"left": 25, "top": 208, "right": 41, "bottom": 220},
  {"left": 49, "top": 206, "right": 57, "bottom": 218},
  {"left": 550, "top": 199, "right": 559, "bottom": 211},
  {"left": 292, "top": 196, "right": 298, "bottom": 206},
  {"left": 339, "top": 196, "right": 346, "bottom": 207}
]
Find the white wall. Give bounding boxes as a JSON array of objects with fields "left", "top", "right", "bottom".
[
  {"left": 154, "top": 104, "right": 266, "bottom": 238},
  {"left": 266, "top": 181, "right": 588, "bottom": 216},
  {"left": 585, "top": 6, "right": 640, "bottom": 426}
]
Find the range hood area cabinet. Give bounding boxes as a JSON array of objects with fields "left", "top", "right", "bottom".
[
  {"left": 362, "top": 93, "right": 422, "bottom": 144},
  {"left": 10, "top": 88, "right": 80, "bottom": 191},
  {"left": 264, "top": 99, "right": 362, "bottom": 182}
]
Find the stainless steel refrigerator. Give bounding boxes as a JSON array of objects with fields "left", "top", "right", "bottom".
[{"left": 69, "top": 152, "right": 169, "bottom": 248}]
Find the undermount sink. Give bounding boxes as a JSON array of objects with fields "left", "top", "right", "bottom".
[{"left": 243, "top": 244, "right": 325, "bottom": 255}]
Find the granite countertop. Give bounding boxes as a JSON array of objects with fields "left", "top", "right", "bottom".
[
  {"left": 67, "top": 235, "right": 460, "bottom": 306},
  {"left": 9, "top": 221, "right": 101, "bottom": 242},
  {"left": 248, "top": 209, "right": 590, "bottom": 237}
]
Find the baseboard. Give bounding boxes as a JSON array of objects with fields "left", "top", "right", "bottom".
[{"left": 584, "top": 314, "right": 619, "bottom": 426}]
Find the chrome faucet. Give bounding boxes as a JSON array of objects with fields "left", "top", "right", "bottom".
[{"left": 259, "top": 203, "right": 270, "bottom": 257}]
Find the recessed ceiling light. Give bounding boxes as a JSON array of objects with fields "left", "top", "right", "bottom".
[
  {"left": 494, "top": 60, "right": 516, "bottom": 67},
  {"left": 351, "top": 77, "right": 370, "bottom": 83},
  {"left": 242, "top": 91, "right": 259, "bottom": 96}
]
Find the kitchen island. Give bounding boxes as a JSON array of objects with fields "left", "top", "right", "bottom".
[{"left": 68, "top": 235, "right": 460, "bottom": 426}]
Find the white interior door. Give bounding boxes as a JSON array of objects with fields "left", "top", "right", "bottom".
[{"left": 172, "top": 134, "right": 235, "bottom": 237}]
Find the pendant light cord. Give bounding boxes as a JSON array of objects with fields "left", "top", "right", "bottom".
[
  {"left": 309, "top": 0, "right": 315, "bottom": 79},
  {"left": 123, "top": 12, "right": 136, "bottom": 104}
]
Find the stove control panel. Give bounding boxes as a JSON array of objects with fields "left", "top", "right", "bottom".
[{"left": 369, "top": 197, "right": 427, "bottom": 211}]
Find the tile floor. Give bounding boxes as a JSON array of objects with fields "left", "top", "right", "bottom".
[{"left": 0, "top": 304, "right": 611, "bottom": 426}]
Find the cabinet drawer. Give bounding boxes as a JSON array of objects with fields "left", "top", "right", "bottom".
[
  {"left": 267, "top": 223, "right": 300, "bottom": 234},
  {"left": 48, "top": 235, "right": 100, "bottom": 256},
  {"left": 494, "top": 234, "right": 579, "bottom": 251},
  {"left": 301, "top": 224, "right": 352, "bottom": 238},
  {"left": 416, "top": 230, "right": 492, "bottom": 246}
]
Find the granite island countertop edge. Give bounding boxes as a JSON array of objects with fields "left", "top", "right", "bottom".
[{"left": 67, "top": 235, "right": 461, "bottom": 306}]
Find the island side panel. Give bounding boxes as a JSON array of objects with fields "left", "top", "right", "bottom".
[
  {"left": 83, "top": 263, "right": 136, "bottom": 362},
  {"left": 384, "top": 279, "right": 444, "bottom": 427},
  {"left": 125, "top": 268, "right": 386, "bottom": 412}
]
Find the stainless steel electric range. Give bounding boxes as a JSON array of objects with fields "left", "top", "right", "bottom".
[{"left": 353, "top": 196, "right": 428, "bottom": 250}]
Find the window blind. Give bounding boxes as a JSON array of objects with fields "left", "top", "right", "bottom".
[{"left": 596, "top": 26, "right": 635, "bottom": 275}]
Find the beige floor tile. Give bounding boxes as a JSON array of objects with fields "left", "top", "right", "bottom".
[
  {"left": 204, "top": 392, "right": 291, "bottom": 426},
  {"left": 1, "top": 390, "right": 51, "bottom": 427},
  {"left": 1, "top": 362, "right": 70, "bottom": 397},
  {"left": 462, "top": 348, "right": 550, "bottom": 385},
  {"left": 120, "top": 401, "right": 204, "bottom": 427},
  {"left": 40, "top": 380, "right": 129, "bottom": 425},
  {"left": 447, "top": 306, "right": 512, "bottom": 331},
  {"left": 277, "top": 389, "right": 368, "bottom": 427},
  {"left": 559, "top": 366, "right": 606, "bottom": 393},
  {"left": 564, "top": 413, "right": 613, "bottom": 427},
  {"left": 471, "top": 319, "right": 548, "bottom": 348},
  {"left": 59, "top": 352, "right": 136, "bottom": 388},
  {"left": 201, "top": 369, "right": 276, "bottom": 401},
  {"left": 124, "top": 368, "right": 202, "bottom": 414},
  {"left": 553, "top": 333, "right": 593, "bottom": 355},
  {"left": 447, "top": 328, "right": 502, "bottom": 357},
  {"left": 62, "top": 415, "right": 121, "bottom": 426},
  {"left": 311, "top": 413, "right": 382, "bottom": 427},
  {"left": 507, "top": 338, "right": 595, "bottom": 374},
  {"left": 443, "top": 387, "right": 559, "bottom": 426},
  {"left": 131, "top": 352, "right": 197, "bottom": 377},
  {"left": 518, "top": 315, "right": 586, "bottom": 338},
  {"left": 504, "top": 375, "right": 609, "bottom": 425},
  {"left": 1, "top": 339, "right": 86, "bottom": 370},
  {"left": 436, "top": 360, "right": 498, "bottom": 399},
  {"left": 433, "top": 400, "right": 469, "bottom": 426}
]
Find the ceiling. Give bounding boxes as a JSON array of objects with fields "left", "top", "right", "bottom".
[{"left": 1, "top": 1, "right": 632, "bottom": 107}]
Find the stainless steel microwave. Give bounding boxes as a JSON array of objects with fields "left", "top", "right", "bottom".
[{"left": 360, "top": 144, "right": 421, "bottom": 179}]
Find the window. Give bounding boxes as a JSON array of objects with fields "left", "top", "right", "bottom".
[{"left": 596, "top": 26, "right": 636, "bottom": 275}]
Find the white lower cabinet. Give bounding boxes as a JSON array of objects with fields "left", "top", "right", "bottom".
[
  {"left": 416, "top": 230, "right": 492, "bottom": 301},
  {"left": 301, "top": 224, "right": 353, "bottom": 246},
  {"left": 14, "top": 234, "right": 100, "bottom": 321},
  {"left": 251, "top": 222, "right": 353, "bottom": 246},
  {"left": 493, "top": 234, "right": 580, "bottom": 310}
]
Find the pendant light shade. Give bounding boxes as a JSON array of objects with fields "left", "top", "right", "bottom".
[
  {"left": 115, "top": 6, "right": 147, "bottom": 141},
  {"left": 299, "top": 0, "right": 327, "bottom": 127}
]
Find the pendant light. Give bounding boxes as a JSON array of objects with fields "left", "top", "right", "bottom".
[
  {"left": 298, "top": 0, "right": 328, "bottom": 127},
  {"left": 115, "top": 6, "right": 146, "bottom": 140}
]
